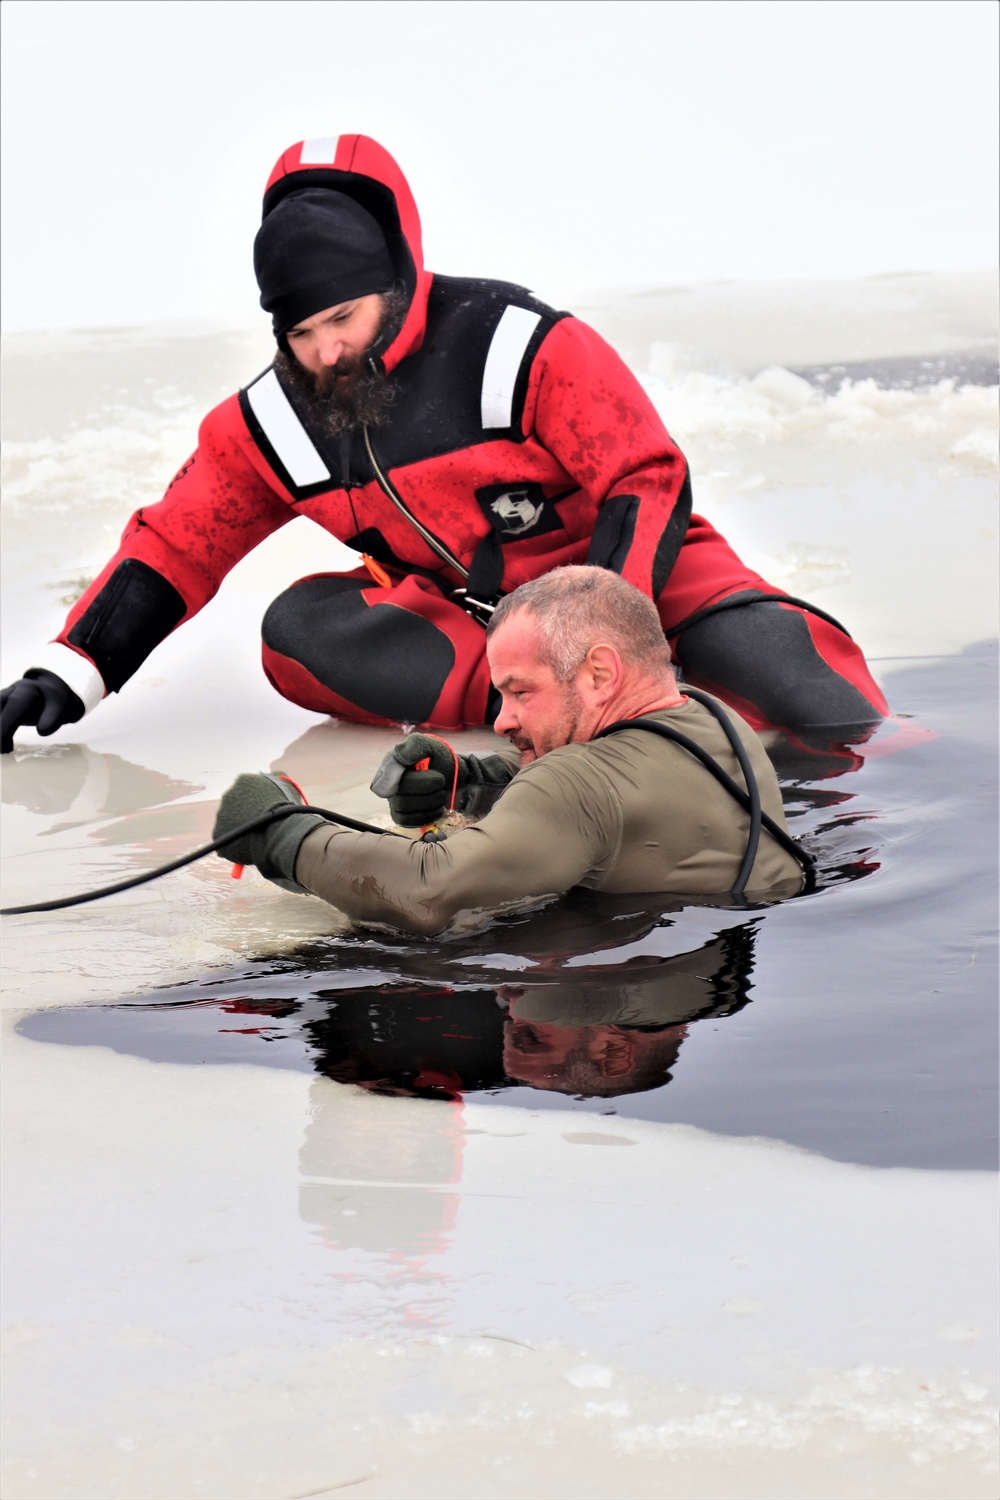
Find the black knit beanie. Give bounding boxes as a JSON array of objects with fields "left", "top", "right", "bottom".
[{"left": 254, "top": 188, "right": 395, "bottom": 337}]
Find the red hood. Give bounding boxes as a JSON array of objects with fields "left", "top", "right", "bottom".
[{"left": 262, "top": 135, "right": 430, "bottom": 374}]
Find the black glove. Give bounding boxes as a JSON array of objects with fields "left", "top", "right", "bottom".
[
  {"left": 1, "top": 669, "right": 85, "bottom": 754},
  {"left": 212, "top": 772, "right": 326, "bottom": 894},
  {"left": 370, "top": 732, "right": 514, "bottom": 828}
]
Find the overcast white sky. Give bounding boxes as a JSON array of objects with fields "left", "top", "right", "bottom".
[{"left": 2, "top": 0, "right": 997, "bottom": 332}]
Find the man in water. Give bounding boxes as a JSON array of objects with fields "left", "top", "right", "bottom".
[
  {"left": 212, "top": 568, "right": 803, "bottom": 935},
  {"left": 0, "top": 134, "right": 888, "bottom": 755}
]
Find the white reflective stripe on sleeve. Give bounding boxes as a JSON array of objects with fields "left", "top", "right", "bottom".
[
  {"left": 481, "top": 306, "right": 542, "bottom": 430},
  {"left": 246, "top": 370, "right": 331, "bottom": 488},
  {"left": 31, "top": 644, "right": 105, "bottom": 713},
  {"left": 299, "top": 138, "right": 339, "bottom": 165}
]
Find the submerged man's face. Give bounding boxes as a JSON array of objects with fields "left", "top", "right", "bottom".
[{"left": 285, "top": 293, "right": 388, "bottom": 386}]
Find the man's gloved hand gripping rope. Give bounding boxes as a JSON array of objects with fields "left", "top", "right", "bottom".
[{"left": 369, "top": 733, "right": 514, "bottom": 827}]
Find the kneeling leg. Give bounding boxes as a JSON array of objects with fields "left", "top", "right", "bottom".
[
  {"left": 673, "top": 596, "right": 889, "bottom": 736},
  {"left": 261, "top": 570, "right": 493, "bottom": 729}
]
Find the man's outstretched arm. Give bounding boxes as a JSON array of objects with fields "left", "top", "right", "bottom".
[
  {"left": 1, "top": 396, "right": 293, "bottom": 750},
  {"left": 264, "top": 753, "right": 619, "bottom": 935}
]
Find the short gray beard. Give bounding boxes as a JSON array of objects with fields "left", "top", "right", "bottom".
[{"left": 274, "top": 286, "right": 408, "bottom": 437}]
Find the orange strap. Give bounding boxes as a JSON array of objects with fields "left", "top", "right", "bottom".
[{"left": 361, "top": 553, "right": 393, "bottom": 589}]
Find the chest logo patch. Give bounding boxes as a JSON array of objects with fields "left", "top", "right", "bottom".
[
  {"left": 476, "top": 481, "right": 570, "bottom": 540},
  {"left": 490, "top": 488, "right": 544, "bottom": 533}
]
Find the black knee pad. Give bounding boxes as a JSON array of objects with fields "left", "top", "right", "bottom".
[
  {"left": 262, "top": 576, "right": 456, "bottom": 724},
  {"left": 676, "top": 601, "right": 881, "bottom": 732}
]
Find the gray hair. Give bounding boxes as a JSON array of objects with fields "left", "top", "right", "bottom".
[{"left": 486, "top": 565, "right": 672, "bottom": 682}]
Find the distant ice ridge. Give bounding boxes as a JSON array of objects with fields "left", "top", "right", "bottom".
[
  {"left": 1, "top": 411, "right": 201, "bottom": 518},
  {"left": 641, "top": 362, "right": 998, "bottom": 467},
  {"left": 1, "top": 366, "right": 994, "bottom": 535}
]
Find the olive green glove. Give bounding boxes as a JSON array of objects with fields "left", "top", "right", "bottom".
[
  {"left": 213, "top": 772, "right": 325, "bottom": 894},
  {"left": 369, "top": 732, "right": 514, "bottom": 828}
]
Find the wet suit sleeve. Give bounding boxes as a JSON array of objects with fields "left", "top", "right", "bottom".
[
  {"left": 50, "top": 394, "right": 294, "bottom": 695},
  {"left": 524, "top": 318, "right": 692, "bottom": 599},
  {"left": 294, "top": 750, "right": 624, "bottom": 936}
]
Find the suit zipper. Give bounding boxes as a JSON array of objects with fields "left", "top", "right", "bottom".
[{"left": 361, "top": 423, "right": 469, "bottom": 581}]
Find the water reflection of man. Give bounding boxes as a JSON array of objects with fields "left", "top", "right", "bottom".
[
  {"left": 16, "top": 910, "right": 757, "bottom": 1114},
  {"left": 213, "top": 567, "right": 802, "bottom": 932},
  {"left": 298, "top": 917, "right": 757, "bottom": 1102}
]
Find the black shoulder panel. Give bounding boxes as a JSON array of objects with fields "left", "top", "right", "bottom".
[
  {"left": 651, "top": 470, "right": 693, "bottom": 598},
  {"left": 67, "top": 559, "right": 186, "bottom": 693},
  {"left": 586, "top": 495, "right": 640, "bottom": 574},
  {"left": 367, "top": 276, "right": 568, "bottom": 469}
]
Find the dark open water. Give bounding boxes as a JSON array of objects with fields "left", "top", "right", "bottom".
[{"left": 19, "top": 648, "right": 997, "bottom": 1171}]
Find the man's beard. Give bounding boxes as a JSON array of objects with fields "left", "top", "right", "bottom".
[
  {"left": 274, "top": 286, "right": 408, "bottom": 438},
  {"left": 507, "top": 684, "right": 584, "bottom": 764}
]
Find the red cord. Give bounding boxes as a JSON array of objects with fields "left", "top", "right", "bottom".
[
  {"left": 274, "top": 772, "right": 307, "bottom": 801},
  {"left": 426, "top": 736, "right": 459, "bottom": 810}
]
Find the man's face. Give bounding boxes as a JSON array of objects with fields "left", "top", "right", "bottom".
[
  {"left": 285, "top": 293, "right": 387, "bottom": 389},
  {"left": 488, "top": 615, "right": 587, "bottom": 765}
]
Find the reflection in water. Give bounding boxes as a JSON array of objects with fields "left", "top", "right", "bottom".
[
  {"left": 302, "top": 920, "right": 755, "bottom": 1101},
  {"left": 1, "top": 743, "right": 199, "bottom": 824},
  {"left": 17, "top": 908, "right": 758, "bottom": 1107},
  {"left": 501, "top": 924, "right": 753, "bottom": 1097},
  {"left": 299, "top": 1083, "right": 465, "bottom": 1334}
]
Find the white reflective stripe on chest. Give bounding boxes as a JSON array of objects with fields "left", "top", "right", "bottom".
[
  {"left": 246, "top": 370, "right": 331, "bottom": 487},
  {"left": 481, "top": 305, "right": 542, "bottom": 430}
]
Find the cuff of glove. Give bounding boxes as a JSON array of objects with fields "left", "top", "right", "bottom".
[
  {"left": 259, "top": 812, "right": 326, "bottom": 891},
  {"left": 455, "top": 754, "right": 515, "bottom": 818},
  {"left": 30, "top": 644, "right": 106, "bottom": 713}
]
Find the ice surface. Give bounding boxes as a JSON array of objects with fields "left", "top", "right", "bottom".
[
  {"left": 2, "top": 1035, "right": 997, "bottom": 1498},
  {"left": 1, "top": 272, "right": 997, "bottom": 1496}
]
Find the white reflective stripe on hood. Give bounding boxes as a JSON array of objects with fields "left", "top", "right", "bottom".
[
  {"left": 299, "top": 138, "right": 339, "bottom": 165},
  {"left": 481, "top": 305, "right": 542, "bottom": 430},
  {"left": 32, "top": 644, "right": 105, "bottom": 712},
  {"left": 246, "top": 370, "right": 331, "bottom": 487}
]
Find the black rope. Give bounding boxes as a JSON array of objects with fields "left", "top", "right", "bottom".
[
  {"left": 682, "top": 685, "right": 762, "bottom": 895},
  {"left": 0, "top": 803, "right": 405, "bottom": 916}
]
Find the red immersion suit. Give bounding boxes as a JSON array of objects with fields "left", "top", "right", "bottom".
[{"left": 48, "top": 135, "right": 888, "bottom": 737}]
